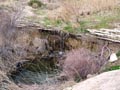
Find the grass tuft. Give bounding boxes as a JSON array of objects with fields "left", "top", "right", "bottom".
[{"left": 28, "top": 0, "right": 43, "bottom": 8}]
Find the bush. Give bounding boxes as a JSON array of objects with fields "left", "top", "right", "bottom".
[
  {"left": 60, "top": 48, "right": 107, "bottom": 80},
  {"left": 0, "top": 8, "right": 24, "bottom": 72},
  {"left": 28, "top": 0, "right": 43, "bottom": 8}
]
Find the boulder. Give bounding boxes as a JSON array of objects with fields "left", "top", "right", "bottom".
[
  {"left": 32, "top": 37, "right": 48, "bottom": 53},
  {"left": 64, "top": 70, "right": 120, "bottom": 90},
  {"left": 109, "top": 53, "right": 118, "bottom": 62}
]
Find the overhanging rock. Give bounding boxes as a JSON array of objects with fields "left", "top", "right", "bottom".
[{"left": 87, "top": 28, "right": 120, "bottom": 43}]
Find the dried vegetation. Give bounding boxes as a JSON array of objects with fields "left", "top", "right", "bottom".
[
  {"left": 48, "top": 0, "right": 118, "bottom": 22},
  {"left": 60, "top": 46, "right": 110, "bottom": 80}
]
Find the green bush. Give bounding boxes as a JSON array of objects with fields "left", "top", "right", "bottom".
[
  {"left": 28, "top": 0, "right": 43, "bottom": 8},
  {"left": 105, "top": 65, "right": 120, "bottom": 71}
]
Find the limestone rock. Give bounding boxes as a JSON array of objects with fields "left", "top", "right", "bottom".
[
  {"left": 109, "top": 53, "right": 118, "bottom": 62},
  {"left": 87, "top": 28, "right": 120, "bottom": 43},
  {"left": 64, "top": 70, "right": 120, "bottom": 90}
]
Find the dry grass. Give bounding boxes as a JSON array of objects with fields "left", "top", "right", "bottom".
[
  {"left": 19, "top": 80, "right": 76, "bottom": 90},
  {"left": 48, "top": 0, "right": 118, "bottom": 23},
  {"left": 0, "top": 0, "right": 14, "bottom": 6}
]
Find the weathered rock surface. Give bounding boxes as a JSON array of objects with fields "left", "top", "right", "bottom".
[
  {"left": 64, "top": 70, "right": 120, "bottom": 90},
  {"left": 87, "top": 28, "right": 120, "bottom": 43}
]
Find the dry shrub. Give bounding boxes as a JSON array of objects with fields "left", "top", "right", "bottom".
[
  {"left": 0, "top": 4, "right": 23, "bottom": 45},
  {"left": 48, "top": 0, "right": 118, "bottom": 23},
  {"left": 0, "top": 10, "right": 15, "bottom": 44},
  {"left": 60, "top": 48, "right": 108, "bottom": 80},
  {"left": 0, "top": 7, "right": 25, "bottom": 72},
  {"left": 0, "top": 10, "right": 17, "bottom": 71}
]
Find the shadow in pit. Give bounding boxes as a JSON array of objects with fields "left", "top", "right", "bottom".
[{"left": 8, "top": 57, "right": 61, "bottom": 85}]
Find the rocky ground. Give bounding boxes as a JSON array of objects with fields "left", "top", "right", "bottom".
[{"left": 0, "top": 0, "right": 120, "bottom": 90}]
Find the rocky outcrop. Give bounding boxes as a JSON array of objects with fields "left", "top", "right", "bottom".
[
  {"left": 87, "top": 28, "right": 120, "bottom": 43},
  {"left": 64, "top": 70, "right": 120, "bottom": 90}
]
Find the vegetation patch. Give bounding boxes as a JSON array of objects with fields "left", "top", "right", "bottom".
[
  {"left": 105, "top": 65, "right": 120, "bottom": 71},
  {"left": 63, "top": 23, "right": 74, "bottom": 33},
  {"left": 28, "top": 0, "right": 43, "bottom": 8}
]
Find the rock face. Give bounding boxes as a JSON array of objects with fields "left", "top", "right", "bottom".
[{"left": 64, "top": 70, "right": 120, "bottom": 90}]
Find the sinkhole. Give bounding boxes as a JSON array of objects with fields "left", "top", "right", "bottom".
[{"left": 9, "top": 57, "right": 61, "bottom": 85}]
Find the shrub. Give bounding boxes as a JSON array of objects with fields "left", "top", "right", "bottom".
[
  {"left": 28, "top": 0, "right": 43, "bottom": 8},
  {"left": 60, "top": 48, "right": 108, "bottom": 80},
  {"left": 0, "top": 8, "right": 24, "bottom": 72}
]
